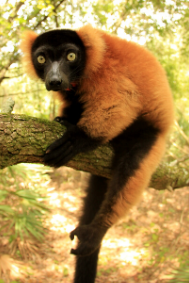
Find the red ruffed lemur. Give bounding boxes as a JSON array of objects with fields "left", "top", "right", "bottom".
[{"left": 21, "top": 25, "right": 174, "bottom": 283}]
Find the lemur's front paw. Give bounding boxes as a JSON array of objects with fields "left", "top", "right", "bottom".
[
  {"left": 44, "top": 127, "right": 78, "bottom": 167},
  {"left": 70, "top": 224, "right": 107, "bottom": 256},
  {"left": 44, "top": 121, "right": 101, "bottom": 168}
]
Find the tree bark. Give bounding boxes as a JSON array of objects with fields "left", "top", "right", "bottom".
[
  {"left": 0, "top": 114, "right": 188, "bottom": 190},
  {"left": 0, "top": 114, "right": 112, "bottom": 177}
]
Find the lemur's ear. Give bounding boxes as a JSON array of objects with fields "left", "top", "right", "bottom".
[
  {"left": 77, "top": 25, "right": 106, "bottom": 75},
  {"left": 20, "top": 31, "right": 38, "bottom": 79}
]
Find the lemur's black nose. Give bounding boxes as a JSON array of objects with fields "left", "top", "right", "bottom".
[{"left": 49, "top": 78, "right": 62, "bottom": 87}]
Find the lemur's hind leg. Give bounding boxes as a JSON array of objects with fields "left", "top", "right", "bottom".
[{"left": 71, "top": 117, "right": 165, "bottom": 256}]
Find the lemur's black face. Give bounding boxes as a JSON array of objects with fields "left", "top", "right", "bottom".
[{"left": 31, "top": 30, "right": 86, "bottom": 92}]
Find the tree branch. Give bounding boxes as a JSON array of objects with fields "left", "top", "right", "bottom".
[
  {"left": 0, "top": 114, "right": 188, "bottom": 190},
  {"left": 0, "top": 114, "right": 112, "bottom": 178}
]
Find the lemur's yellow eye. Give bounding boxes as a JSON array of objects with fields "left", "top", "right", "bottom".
[
  {"left": 67, "top": 53, "right": 76, "bottom": 61},
  {"left": 37, "top": 55, "right": 46, "bottom": 64}
]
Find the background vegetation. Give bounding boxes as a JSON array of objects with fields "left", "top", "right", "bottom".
[{"left": 0, "top": 0, "right": 189, "bottom": 282}]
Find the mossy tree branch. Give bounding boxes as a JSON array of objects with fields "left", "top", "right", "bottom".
[
  {"left": 0, "top": 114, "right": 112, "bottom": 177},
  {"left": 0, "top": 114, "right": 188, "bottom": 190}
]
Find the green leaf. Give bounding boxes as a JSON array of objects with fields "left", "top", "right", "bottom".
[
  {"left": 0, "top": 205, "right": 14, "bottom": 215},
  {"left": 15, "top": 190, "right": 39, "bottom": 200},
  {"left": 26, "top": 224, "right": 44, "bottom": 241},
  {"left": 63, "top": 267, "right": 69, "bottom": 277}
]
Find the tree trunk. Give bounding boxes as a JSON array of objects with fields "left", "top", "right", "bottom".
[{"left": 0, "top": 114, "right": 188, "bottom": 190}]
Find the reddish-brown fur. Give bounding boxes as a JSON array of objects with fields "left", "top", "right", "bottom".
[
  {"left": 21, "top": 25, "right": 174, "bottom": 226},
  {"left": 21, "top": 26, "right": 174, "bottom": 141},
  {"left": 77, "top": 25, "right": 174, "bottom": 142},
  {"left": 76, "top": 25, "right": 174, "bottom": 225}
]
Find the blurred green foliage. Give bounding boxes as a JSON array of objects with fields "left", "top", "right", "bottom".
[
  {"left": 1, "top": 0, "right": 189, "bottom": 120},
  {"left": 168, "top": 267, "right": 189, "bottom": 283},
  {"left": 0, "top": 165, "right": 50, "bottom": 249}
]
